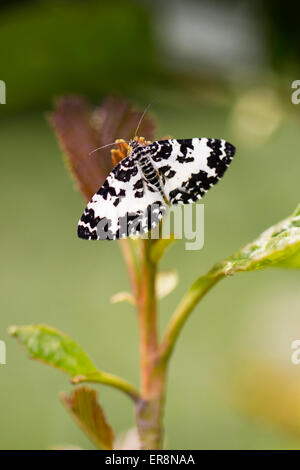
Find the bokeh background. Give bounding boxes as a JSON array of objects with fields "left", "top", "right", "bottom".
[{"left": 1, "top": 0, "right": 300, "bottom": 450}]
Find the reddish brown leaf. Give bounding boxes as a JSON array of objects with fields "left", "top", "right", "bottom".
[
  {"left": 49, "top": 95, "right": 156, "bottom": 201},
  {"left": 92, "top": 96, "right": 155, "bottom": 149},
  {"left": 61, "top": 386, "right": 114, "bottom": 450},
  {"left": 49, "top": 96, "right": 111, "bottom": 201}
]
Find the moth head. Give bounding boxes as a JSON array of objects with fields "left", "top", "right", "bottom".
[
  {"left": 131, "top": 136, "right": 152, "bottom": 148},
  {"left": 110, "top": 136, "right": 152, "bottom": 166}
]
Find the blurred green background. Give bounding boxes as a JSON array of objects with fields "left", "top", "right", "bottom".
[{"left": 1, "top": 0, "right": 300, "bottom": 450}]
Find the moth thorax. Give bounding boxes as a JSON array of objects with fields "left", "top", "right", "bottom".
[{"left": 130, "top": 140, "right": 139, "bottom": 149}]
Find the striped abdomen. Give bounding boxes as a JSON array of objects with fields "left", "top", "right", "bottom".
[{"left": 138, "top": 154, "right": 164, "bottom": 195}]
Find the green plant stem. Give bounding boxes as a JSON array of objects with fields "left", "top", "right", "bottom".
[
  {"left": 133, "top": 239, "right": 166, "bottom": 449},
  {"left": 159, "top": 272, "right": 223, "bottom": 364},
  {"left": 120, "top": 237, "right": 166, "bottom": 448},
  {"left": 121, "top": 240, "right": 225, "bottom": 449},
  {"left": 71, "top": 371, "right": 140, "bottom": 402},
  {"left": 137, "top": 239, "right": 159, "bottom": 397}
]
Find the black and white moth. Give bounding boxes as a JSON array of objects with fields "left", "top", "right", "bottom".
[{"left": 78, "top": 138, "right": 236, "bottom": 240}]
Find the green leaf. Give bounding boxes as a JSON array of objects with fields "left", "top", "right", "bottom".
[
  {"left": 276, "top": 250, "right": 300, "bottom": 268},
  {"left": 61, "top": 386, "right": 114, "bottom": 450},
  {"left": 161, "top": 204, "right": 300, "bottom": 362},
  {"left": 9, "top": 324, "right": 140, "bottom": 401},
  {"left": 151, "top": 236, "right": 178, "bottom": 263},
  {"left": 9, "top": 324, "right": 98, "bottom": 377},
  {"left": 210, "top": 203, "right": 300, "bottom": 276}
]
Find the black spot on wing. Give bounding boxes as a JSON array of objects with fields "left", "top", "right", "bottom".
[
  {"left": 113, "top": 188, "right": 126, "bottom": 206},
  {"left": 193, "top": 170, "right": 218, "bottom": 192},
  {"left": 114, "top": 165, "right": 138, "bottom": 182},
  {"left": 99, "top": 180, "right": 126, "bottom": 207},
  {"left": 80, "top": 207, "right": 100, "bottom": 229},
  {"left": 78, "top": 206, "right": 115, "bottom": 240},
  {"left": 132, "top": 178, "right": 144, "bottom": 199},
  {"left": 133, "top": 179, "right": 143, "bottom": 190},
  {"left": 78, "top": 225, "right": 98, "bottom": 240},
  {"left": 206, "top": 139, "right": 236, "bottom": 179},
  {"left": 225, "top": 142, "right": 236, "bottom": 159},
  {"left": 98, "top": 180, "right": 116, "bottom": 199},
  {"left": 159, "top": 165, "right": 176, "bottom": 179},
  {"left": 148, "top": 141, "right": 173, "bottom": 163},
  {"left": 78, "top": 206, "right": 101, "bottom": 239},
  {"left": 169, "top": 169, "right": 218, "bottom": 205},
  {"left": 121, "top": 157, "right": 136, "bottom": 168},
  {"left": 112, "top": 158, "right": 138, "bottom": 182},
  {"left": 177, "top": 140, "right": 195, "bottom": 163}
]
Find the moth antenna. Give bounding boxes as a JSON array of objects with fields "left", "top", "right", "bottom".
[
  {"left": 133, "top": 103, "right": 151, "bottom": 139},
  {"left": 89, "top": 141, "right": 130, "bottom": 156}
]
